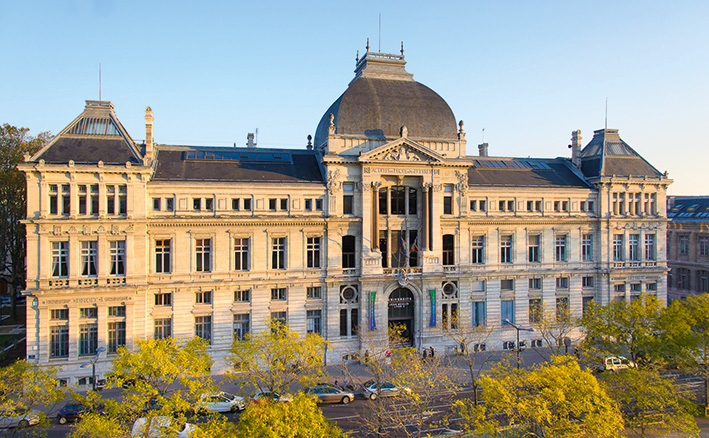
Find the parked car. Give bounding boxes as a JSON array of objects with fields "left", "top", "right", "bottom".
[
  {"left": 198, "top": 392, "right": 245, "bottom": 413},
  {"left": 305, "top": 385, "right": 355, "bottom": 404},
  {"left": 600, "top": 356, "right": 636, "bottom": 372},
  {"left": 360, "top": 381, "right": 411, "bottom": 400},
  {"left": 131, "top": 417, "right": 196, "bottom": 438},
  {"left": 56, "top": 402, "right": 105, "bottom": 424},
  {"left": 0, "top": 409, "right": 41, "bottom": 429},
  {"left": 251, "top": 391, "right": 293, "bottom": 404}
]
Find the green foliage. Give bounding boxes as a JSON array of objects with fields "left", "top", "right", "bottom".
[
  {"left": 0, "top": 124, "right": 50, "bottom": 314},
  {"left": 0, "top": 360, "right": 65, "bottom": 437},
  {"left": 604, "top": 368, "right": 699, "bottom": 438},
  {"left": 580, "top": 296, "right": 663, "bottom": 366},
  {"left": 456, "top": 356, "right": 623, "bottom": 438},
  {"left": 235, "top": 394, "right": 343, "bottom": 438},
  {"left": 226, "top": 319, "right": 327, "bottom": 395}
]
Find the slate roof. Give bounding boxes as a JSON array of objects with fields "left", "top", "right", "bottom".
[
  {"left": 152, "top": 146, "right": 325, "bottom": 184},
  {"left": 667, "top": 196, "right": 709, "bottom": 220},
  {"left": 580, "top": 129, "right": 661, "bottom": 179},
  {"left": 33, "top": 101, "right": 142, "bottom": 165},
  {"left": 466, "top": 157, "right": 591, "bottom": 188}
]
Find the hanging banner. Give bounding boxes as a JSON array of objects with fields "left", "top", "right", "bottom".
[
  {"left": 429, "top": 289, "right": 436, "bottom": 327},
  {"left": 369, "top": 291, "right": 376, "bottom": 330}
]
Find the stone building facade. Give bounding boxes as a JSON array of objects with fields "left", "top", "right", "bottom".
[
  {"left": 667, "top": 196, "right": 709, "bottom": 301},
  {"left": 20, "top": 47, "right": 672, "bottom": 383}
]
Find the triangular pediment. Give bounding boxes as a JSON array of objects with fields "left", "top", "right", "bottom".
[{"left": 358, "top": 138, "right": 446, "bottom": 164}]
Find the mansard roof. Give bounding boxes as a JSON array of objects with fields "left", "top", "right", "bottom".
[
  {"left": 580, "top": 129, "right": 662, "bottom": 179},
  {"left": 152, "top": 145, "right": 325, "bottom": 184},
  {"left": 32, "top": 101, "right": 142, "bottom": 165},
  {"left": 668, "top": 196, "right": 709, "bottom": 221},
  {"left": 466, "top": 157, "right": 592, "bottom": 188}
]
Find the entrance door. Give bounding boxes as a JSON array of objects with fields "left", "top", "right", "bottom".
[{"left": 388, "top": 288, "right": 414, "bottom": 346}]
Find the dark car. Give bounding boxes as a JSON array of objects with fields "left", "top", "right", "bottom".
[{"left": 56, "top": 403, "right": 104, "bottom": 424}]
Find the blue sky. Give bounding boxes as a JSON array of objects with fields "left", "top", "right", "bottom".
[{"left": 2, "top": 0, "right": 707, "bottom": 194}]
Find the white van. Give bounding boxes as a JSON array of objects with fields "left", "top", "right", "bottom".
[{"left": 602, "top": 356, "right": 635, "bottom": 372}]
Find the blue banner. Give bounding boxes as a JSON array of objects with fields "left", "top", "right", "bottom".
[
  {"left": 429, "top": 289, "right": 436, "bottom": 327},
  {"left": 369, "top": 291, "right": 376, "bottom": 330}
]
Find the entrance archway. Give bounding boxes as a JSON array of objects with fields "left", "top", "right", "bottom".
[{"left": 388, "top": 288, "right": 415, "bottom": 346}]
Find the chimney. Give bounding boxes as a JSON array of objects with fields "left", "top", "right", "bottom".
[
  {"left": 570, "top": 130, "right": 581, "bottom": 168},
  {"left": 246, "top": 133, "right": 256, "bottom": 147},
  {"left": 145, "top": 107, "right": 154, "bottom": 159},
  {"left": 478, "top": 143, "right": 488, "bottom": 157}
]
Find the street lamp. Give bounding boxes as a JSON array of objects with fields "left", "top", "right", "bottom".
[
  {"left": 503, "top": 319, "right": 534, "bottom": 369},
  {"left": 80, "top": 346, "right": 106, "bottom": 391}
]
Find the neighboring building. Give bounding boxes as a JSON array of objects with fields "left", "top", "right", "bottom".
[
  {"left": 20, "top": 47, "right": 672, "bottom": 384},
  {"left": 667, "top": 196, "right": 709, "bottom": 301}
]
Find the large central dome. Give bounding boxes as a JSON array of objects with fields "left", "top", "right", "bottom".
[{"left": 314, "top": 49, "right": 458, "bottom": 148}]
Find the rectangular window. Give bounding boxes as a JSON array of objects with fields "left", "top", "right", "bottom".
[
  {"left": 80, "top": 307, "right": 98, "bottom": 319},
  {"left": 49, "top": 184, "right": 58, "bottom": 215},
  {"left": 306, "top": 237, "right": 321, "bottom": 268},
  {"left": 51, "top": 308, "right": 69, "bottom": 320},
  {"left": 501, "top": 300, "right": 515, "bottom": 325},
  {"left": 556, "top": 297, "right": 569, "bottom": 321},
  {"left": 118, "top": 185, "right": 127, "bottom": 214},
  {"left": 193, "top": 198, "right": 202, "bottom": 211},
  {"left": 582, "top": 276, "right": 594, "bottom": 288},
  {"left": 154, "top": 318, "right": 172, "bottom": 339},
  {"left": 479, "top": 200, "right": 486, "bottom": 212},
  {"left": 51, "top": 241, "right": 69, "bottom": 277},
  {"left": 280, "top": 198, "right": 288, "bottom": 211},
  {"left": 165, "top": 198, "right": 174, "bottom": 211},
  {"left": 195, "top": 238, "right": 212, "bottom": 272},
  {"left": 528, "top": 235, "right": 540, "bottom": 262},
  {"left": 613, "top": 234, "right": 624, "bottom": 261},
  {"left": 315, "top": 199, "right": 323, "bottom": 211},
  {"left": 271, "top": 237, "right": 286, "bottom": 269},
  {"left": 90, "top": 185, "right": 99, "bottom": 214},
  {"left": 501, "top": 279, "right": 514, "bottom": 291},
  {"left": 271, "top": 311, "right": 287, "bottom": 329},
  {"left": 79, "top": 323, "right": 98, "bottom": 356},
  {"left": 205, "top": 198, "right": 213, "bottom": 211},
  {"left": 343, "top": 183, "right": 354, "bottom": 215},
  {"left": 442, "top": 234, "right": 455, "bottom": 266},
  {"left": 529, "top": 278, "right": 541, "bottom": 290},
  {"left": 614, "top": 283, "right": 626, "bottom": 293},
  {"left": 582, "top": 234, "right": 593, "bottom": 262},
  {"left": 304, "top": 199, "right": 312, "bottom": 211},
  {"left": 109, "top": 240, "right": 126, "bottom": 276},
  {"left": 195, "top": 316, "right": 212, "bottom": 344},
  {"left": 555, "top": 234, "right": 567, "bottom": 262},
  {"left": 580, "top": 201, "right": 586, "bottom": 212},
  {"left": 108, "top": 306, "right": 126, "bottom": 317},
  {"left": 195, "top": 291, "right": 212, "bottom": 304},
  {"left": 472, "top": 301, "right": 486, "bottom": 327},
  {"left": 629, "top": 234, "right": 640, "bottom": 261},
  {"left": 152, "top": 198, "right": 161, "bottom": 211},
  {"left": 699, "top": 237, "right": 709, "bottom": 257},
  {"left": 269, "top": 198, "right": 277, "bottom": 211},
  {"left": 351, "top": 309, "right": 359, "bottom": 336},
  {"left": 342, "top": 235, "right": 356, "bottom": 268},
  {"left": 471, "top": 236, "right": 484, "bottom": 264},
  {"left": 508, "top": 200, "right": 514, "bottom": 212},
  {"left": 79, "top": 185, "right": 87, "bottom": 215},
  {"left": 271, "top": 287, "right": 287, "bottom": 301},
  {"left": 307, "top": 286, "right": 322, "bottom": 300},
  {"left": 107, "top": 321, "right": 126, "bottom": 353},
  {"left": 154, "top": 293, "right": 172, "bottom": 306},
  {"left": 527, "top": 200, "right": 534, "bottom": 212},
  {"left": 234, "top": 238, "right": 249, "bottom": 271},
  {"left": 630, "top": 283, "right": 642, "bottom": 293},
  {"left": 529, "top": 298, "right": 542, "bottom": 323},
  {"left": 556, "top": 276, "right": 569, "bottom": 290},
  {"left": 243, "top": 198, "right": 252, "bottom": 211},
  {"left": 408, "top": 187, "right": 417, "bottom": 215},
  {"left": 500, "top": 235, "right": 513, "bottom": 263},
  {"left": 61, "top": 184, "right": 70, "bottom": 215},
  {"left": 307, "top": 310, "right": 322, "bottom": 335},
  {"left": 679, "top": 235, "right": 689, "bottom": 255},
  {"left": 80, "top": 241, "right": 98, "bottom": 277},
  {"left": 155, "top": 240, "right": 171, "bottom": 274},
  {"left": 233, "top": 313, "right": 250, "bottom": 341},
  {"left": 50, "top": 326, "right": 69, "bottom": 358},
  {"left": 234, "top": 289, "right": 250, "bottom": 302},
  {"left": 340, "top": 309, "right": 348, "bottom": 337},
  {"left": 443, "top": 186, "right": 453, "bottom": 215},
  {"left": 587, "top": 201, "right": 594, "bottom": 212},
  {"left": 470, "top": 200, "right": 477, "bottom": 211},
  {"left": 232, "top": 198, "right": 240, "bottom": 211},
  {"left": 646, "top": 282, "right": 657, "bottom": 292}
]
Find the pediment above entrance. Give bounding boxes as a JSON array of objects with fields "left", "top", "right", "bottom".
[{"left": 358, "top": 138, "right": 446, "bottom": 164}]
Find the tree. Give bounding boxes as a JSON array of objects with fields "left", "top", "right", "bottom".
[
  {"left": 455, "top": 356, "right": 623, "bottom": 438},
  {"left": 530, "top": 302, "right": 578, "bottom": 357},
  {"left": 657, "top": 294, "right": 709, "bottom": 410},
  {"left": 604, "top": 368, "right": 699, "bottom": 438},
  {"left": 235, "top": 393, "right": 344, "bottom": 438},
  {"left": 580, "top": 296, "right": 663, "bottom": 366},
  {"left": 0, "top": 124, "right": 50, "bottom": 318},
  {"left": 0, "top": 360, "right": 65, "bottom": 437},
  {"left": 226, "top": 319, "right": 327, "bottom": 396},
  {"left": 443, "top": 324, "right": 495, "bottom": 405}
]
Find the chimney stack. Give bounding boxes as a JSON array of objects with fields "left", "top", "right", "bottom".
[
  {"left": 478, "top": 143, "right": 488, "bottom": 157},
  {"left": 570, "top": 130, "right": 581, "bottom": 168},
  {"left": 246, "top": 133, "right": 256, "bottom": 147},
  {"left": 145, "top": 107, "right": 154, "bottom": 160}
]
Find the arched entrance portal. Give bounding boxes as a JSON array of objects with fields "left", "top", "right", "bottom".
[{"left": 388, "top": 288, "right": 415, "bottom": 347}]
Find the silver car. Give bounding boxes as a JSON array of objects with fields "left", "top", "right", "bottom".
[
  {"left": 0, "top": 409, "right": 40, "bottom": 428},
  {"left": 305, "top": 385, "right": 355, "bottom": 404},
  {"left": 360, "top": 381, "right": 410, "bottom": 400}
]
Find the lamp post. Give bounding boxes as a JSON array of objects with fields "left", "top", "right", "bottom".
[
  {"left": 503, "top": 319, "right": 533, "bottom": 369},
  {"left": 80, "top": 346, "right": 106, "bottom": 391}
]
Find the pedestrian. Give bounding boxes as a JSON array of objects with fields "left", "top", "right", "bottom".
[
  {"left": 334, "top": 379, "right": 339, "bottom": 388},
  {"left": 430, "top": 346, "right": 435, "bottom": 358},
  {"left": 422, "top": 349, "right": 428, "bottom": 362}
]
